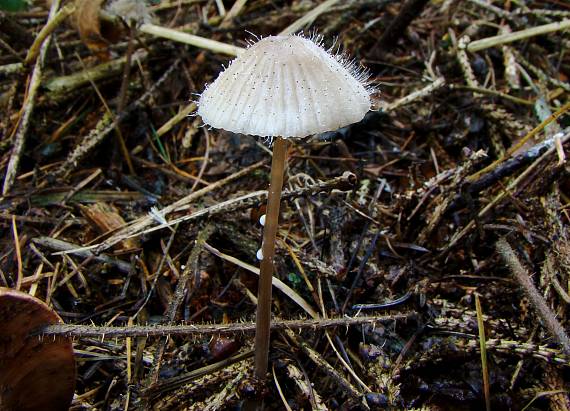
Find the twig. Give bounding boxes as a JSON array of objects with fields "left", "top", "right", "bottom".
[
  {"left": 44, "top": 50, "right": 148, "bottom": 101},
  {"left": 325, "top": 331, "right": 371, "bottom": 392},
  {"left": 62, "top": 168, "right": 103, "bottom": 204},
  {"left": 285, "top": 329, "right": 366, "bottom": 405},
  {"left": 2, "top": 0, "right": 61, "bottom": 195},
  {"left": 406, "top": 338, "right": 570, "bottom": 370},
  {"left": 143, "top": 176, "right": 353, "bottom": 235},
  {"left": 36, "top": 314, "right": 411, "bottom": 338},
  {"left": 274, "top": 365, "right": 294, "bottom": 411},
  {"left": 279, "top": 0, "right": 341, "bottom": 36},
  {"left": 513, "top": 9, "right": 570, "bottom": 18},
  {"left": 139, "top": 23, "right": 243, "bottom": 56},
  {"left": 284, "top": 362, "right": 328, "bottom": 410},
  {"left": 88, "top": 170, "right": 355, "bottom": 253},
  {"left": 512, "top": 48, "right": 570, "bottom": 93},
  {"left": 496, "top": 238, "right": 570, "bottom": 354},
  {"left": 90, "top": 160, "right": 267, "bottom": 252},
  {"left": 156, "top": 103, "right": 196, "bottom": 137},
  {"left": 469, "top": 103, "right": 570, "bottom": 181},
  {"left": 466, "top": 0, "right": 517, "bottom": 22},
  {"left": 383, "top": 77, "right": 445, "bottom": 112},
  {"left": 447, "top": 129, "right": 570, "bottom": 213},
  {"left": 0, "top": 62, "right": 24, "bottom": 76},
  {"left": 341, "top": 229, "right": 382, "bottom": 312},
  {"left": 501, "top": 26, "right": 521, "bottom": 90},
  {"left": 115, "top": 22, "right": 137, "bottom": 175},
  {"left": 144, "top": 350, "right": 253, "bottom": 399},
  {"left": 221, "top": 0, "right": 248, "bottom": 26},
  {"left": 203, "top": 242, "right": 319, "bottom": 319},
  {"left": 24, "top": 3, "right": 75, "bottom": 65},
  {"left": 449, "top": 84, "right": 533, "bottom": 106},
  {"left": 149, "top": 225, "right": 214, "bottom": 383},
  {"left": 444, "top": 130, "right": 570, "bottom": 252},
  {"left": 32, "top": 236, "right": 132, "bottom": 273},
  {"left": 543, "top": 256, "right": 570, "bottom": 305},
  {"left": 467, "top": 19, "right": 570, "bottom": 52},
  {"left": 11, "top": 216, "right": 23, "bottom": 290},
  {"left": 167, "top": 225, "right": 213, "bottom": 321},
  {"left": 457, "top": 36, "right": 481, "bottom": 93},
  {"left": 133, "top": 224, "right": 180, "bottom": 320}
]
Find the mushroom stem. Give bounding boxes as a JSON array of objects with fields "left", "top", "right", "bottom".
[{"left": 254, "top": 136, "right": 288, "bottom": 379}]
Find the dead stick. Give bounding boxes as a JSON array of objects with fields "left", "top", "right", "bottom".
[
  {"left": 285, "top": 329, "right": 363, "bottom": 400},
  {"left": 93, "top": 160, "right": 267, "bottom": 252},
  {"left": 2, "top": 0, "right": 61, "bottom": 195},
  {"left": 23, "top": 3, "right": 75, "bottom": 65},
  {"left": 114, "top": 21, "right": 136, "bottom": 174},
  {"left": 35, "top": 314, "right": 411, "bottom": 338},
  {"left": 32, "top": 236, "right": 132, "bottom": 273},
  {"left": 91, "top": 169, "right": 355, "bottom": 254},
  {"left": 496, "top": 238, "right": 570, "bottom": 354},
  {"left": 150, "top": 224, "right": 213, "bottom": 383},
  {"left": 467, "top": 19, "right": 570, "bottom": 52}
]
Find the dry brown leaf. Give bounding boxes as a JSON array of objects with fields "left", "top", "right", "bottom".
[
  {"left": 0, "top": 288, "right": 75, "bottom": 411},
  {"left": 80, "top": 202, "right": 139, "bottom": 251},
  {"left": 72, "top": 0, "right": 109, "bottom": 60}
]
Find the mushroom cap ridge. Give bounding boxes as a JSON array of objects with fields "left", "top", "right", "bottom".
[{"left": 198, "top": 35, "right": 371, "bottom": 138}]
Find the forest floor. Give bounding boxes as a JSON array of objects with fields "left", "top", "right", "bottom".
[{"left": 1, "top": 0, "right": 570, "bottom": 410}]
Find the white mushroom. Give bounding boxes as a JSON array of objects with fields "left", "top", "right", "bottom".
[
  {"left": 197, "top": 34, "right": 373, "bottom": 379},
  {"left": 198, "top": 35, "right": 371, "bottom": 138}
]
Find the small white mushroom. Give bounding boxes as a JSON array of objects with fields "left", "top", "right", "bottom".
[
  {"left": 198, "top": 35, "right": 372, "bottom": 138},
  {"left": 197, "top": 34, "right": 373, "bottom": 379}
]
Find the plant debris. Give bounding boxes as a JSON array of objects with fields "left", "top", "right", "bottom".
[{"left": 0, "top": 0, "right": 569, "bottom": 409}]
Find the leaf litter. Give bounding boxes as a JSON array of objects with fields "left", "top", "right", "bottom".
[{"left": 0, "top": 0, "right": 569, "bottom": 409}]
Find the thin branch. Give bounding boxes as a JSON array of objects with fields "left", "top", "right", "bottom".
[
  {"left": 35, "top": 314, "right": 412, "bottom": 339},
  {"left": 467, "top": 19, "right": 570, "bottom": 52},
  {"left": 496, "top": 238, "right": 570, "bottom": 354},
  {"left": 139, "top": 23, "right": 243, "bottom": 56},
  {"left": 82, "top": 170, "right": 355, "bottom": 253},
  {"left": 2, "top": 0, "right": 61, "bottom": 195}
]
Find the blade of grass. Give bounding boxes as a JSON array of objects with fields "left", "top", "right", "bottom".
[{"left": 475, "top": 294, "right": 491, "bottom": 411}]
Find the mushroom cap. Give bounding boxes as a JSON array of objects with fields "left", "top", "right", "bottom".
[
  {"left": 0, "top": 288, "right": 75, "bottom": 411},
  {"left": 198, "top": 35, "right": 371, "bottom": 138}
]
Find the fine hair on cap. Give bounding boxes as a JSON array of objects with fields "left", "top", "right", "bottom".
[{"left": 198, "top": 34, "right": 373, "bottom": 138}]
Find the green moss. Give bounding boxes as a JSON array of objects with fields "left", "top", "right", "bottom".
[{"left": 0, "top": 0, "right": 29, "bottom": 12}]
